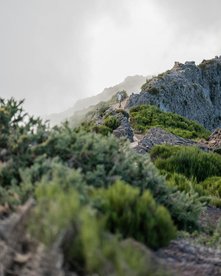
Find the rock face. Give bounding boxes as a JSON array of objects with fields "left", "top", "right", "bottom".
[
  {"left": 97, "top": 107, "right": 134, "bottom": 142},
  {"left": 113, "top": 115, "right": 134, "bottom": 142},
  {"left": 204, "top": 128, "right": 221, "bottom": 150},
  {"left": 157, "top": 238, "right": 221, "bottom": 276},
  {"left": 127, "top": 56, "right": 221, "bottom": 130},
  {"left": 134, "top": 128, "right": 207, "bottom": 154}
]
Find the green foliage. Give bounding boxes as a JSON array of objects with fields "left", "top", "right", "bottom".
[
  {"left": 34, "top": 128, "right": 167, "bottom": 198},
  {"left": 30, "top": 183, "right": 80, "bottom": 245},
  {"left": 0, "top": 98, "right": 48, "bottom": 187},
  {"left": 93, "top": 181, "right": 176, "bottom": 249},
  {"left": 164, "top": 171, "right": 195, "bottom": 193},
  {"left": 159, "top": 172, "right": 204, "bottom": 230},
  {"left": 103, "top": 115, "right": 120, "bottom": 130},
  {"left": 151, "top": 145, "right": 221, "bottom": 182},
  {"left": 161, "top": 171, "right": 221, "bottom": 208},
  {"left": 130, "top": 105, "right": 210, "bottom": 139},
  {"left": 0, "top": 98, "right": 204, "bottom": 234},
  {"left": 31, "top": 182, "right": 167, "bottom": 275},
  {"left": 92, "top": 124, "right": 112, "bottom": 135},
  {"left": 197, "top": 177, "right": 221, "bottom": 207},
  {"left": 167, "top": 189, "right": 204, "bottom": 231}
]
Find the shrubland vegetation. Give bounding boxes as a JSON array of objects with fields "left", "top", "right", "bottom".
[
  {"left": 1, "top": 97, "right": 221, "bottom": 274},
  {"left": 130, "top": 105, "right": 210, "bottom": 139},
  {"left": 150, "top": 145, "right": 221, "bottom": 207},
  {"left": 0, "top": 98, "right": 179, "bottom": 274}
]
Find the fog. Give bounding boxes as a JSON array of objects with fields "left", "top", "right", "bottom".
[{"left": 0, "top": 0, "right": 220, "bottom": 115}]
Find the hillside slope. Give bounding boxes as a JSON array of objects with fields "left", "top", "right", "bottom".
[
  {"left": 46, "top": 75, "right": 148, "bottom": 126},
  {"left": 127, "top": 56, "right": 221, "bottom": 130}
]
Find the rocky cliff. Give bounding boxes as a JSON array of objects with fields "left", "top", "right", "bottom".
[{"left": 127, "top": 56, "right": 221, "bottom": 130}]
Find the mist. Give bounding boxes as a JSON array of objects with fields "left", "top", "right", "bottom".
[{"left": 0, "top": 0, "right": 220, "bottom": 116}]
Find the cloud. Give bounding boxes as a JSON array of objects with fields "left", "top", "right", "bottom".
[
  {"left": 154, "top": 0, "right": 221, "bottom": 34},
  {"left": 0, "top": 0, "right": 130, "bottom": 115},
  {"left": 0, "top": 0, "right": 220, "bottom": 116}
]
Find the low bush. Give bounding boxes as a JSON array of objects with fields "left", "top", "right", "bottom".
[
  {"left": 158, "top": 171, "right": 204, "bottom": 229},
  {"left": 92, "top": 124, "right": 112, "bottom": 135},
  {"left": 33, "top": 128, "right": 168, "bottom": 200},
  {"left": 197, "top": 177, "right": 221, "bottom": 207},
  {"left": 130, "top": 105, "right": 210, "bottom": 139},
  {"left": 31, "top": 181, "right": 168, "bottom": 275},
  {"left": 150, "top": 145, "right": 221, "bottom": 182},
  {"left": 0, "top": 98, "right": 48, "bottom": 187},
  {"left": 93, "top": 181, "right": 176, "bottom": 249},
  {"left": 164, "top": 171, "right": 194, "bottom": 193},
  {"left": 166, "top": 190, "right": 204, "bottom": 231},
  {"left": 104, "top": 115, "right": 120, "bottom": 130}
]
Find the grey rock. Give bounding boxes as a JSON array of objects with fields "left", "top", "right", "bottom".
[
  {"left": 113, "top": 115, "right": 134, "bottom": 142},
  {"left": 157, "top": 238, "right": 221, "bottom": 276},
  {"left": 127, "top": 56, "right": 221, "bottom": 130},
  {"left": 103, "top": 108, "right": 134, "bottom": 142},
  {"left": 134, "top": 127, "right": 197, "bottom": 154}
]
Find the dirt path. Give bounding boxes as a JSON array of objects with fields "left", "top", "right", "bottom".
[
  {"left": 112, "top": 98, "right": 129, "bottom": 110},
  {"left": 0, "top": 200, "right": 64, "bottom": 276},
  {"left": 157, "top": 207, "right": 221, "bottom": 276},
  {"left": 1, "top": 204, "right": 221, "bottom": 275}
]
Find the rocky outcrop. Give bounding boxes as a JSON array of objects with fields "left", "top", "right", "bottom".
[
  {"left": 203, "top": 128, "right": 221, "bottom": 150},
  {"left": 97, "top": 106, "right": 134, "bottom": 142},
  {"left": 127, "top": 56, "right": 221, "bottom": 130},
  {"left": 157, "top": 238, "right": 221, "bottom": 276},
  {"left": 134, "top": 128, "right": 208, "bottom": 154},
  {"left": 113, "top": 115, "right": 134, "bottom": 142}
]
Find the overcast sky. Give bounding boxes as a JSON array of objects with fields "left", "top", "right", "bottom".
[{"left": 0, "top": 0, "right": 220, "bottom": 115}]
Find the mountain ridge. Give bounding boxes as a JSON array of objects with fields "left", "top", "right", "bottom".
[
  {"left": 127, "top": 56, "right": 221, "bottom": 130},
  {"left": 45, "top": 75, "right": 148, "bottom": 126}
]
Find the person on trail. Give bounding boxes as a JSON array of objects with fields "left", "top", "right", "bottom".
[{"left": 117, "top": 92, "right": 122, "bottom": 108}]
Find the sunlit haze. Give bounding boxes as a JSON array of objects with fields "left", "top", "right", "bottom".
[{"left": 0, "top": 0, "right": 220, "bottom": 115}]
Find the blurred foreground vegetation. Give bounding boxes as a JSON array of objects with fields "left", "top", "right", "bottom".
[{"left": 1, "top": 98, "right": 220, "bottom": 274}]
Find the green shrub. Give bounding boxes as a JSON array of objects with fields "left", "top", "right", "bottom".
[
  {"left": 199, "top": 177, "right": 221, "bottom": 197},
  {"left": 34, "top": 128, "right": 167, "bottom": 198},
  {"left": 151, "top": 145, "right": 221, "bottom": 182},
  {"left": 22, "top": 160, "right": 90, "bottom": 204},
  {"left": 92, "top": 124, "right": 112, "bottom": 135},
  {"left": 30, "top": 129, "right": 202, "bottom": 231},
  {"left": 104, "top": 115, "right": 120, "bottom": 130},
  {"left": 166, "top": 190, "right": 204, "bottom": 231},
  {"left": 197, "top": 177, "right": 221, "bottom": 207},
  {"left": 0, "top": 98, "right": 48, "bottom": 187},
  {"left": 93, "top": 181, "right": 176, "bottom": 249},
  {"left": 31, "top": 182, "right": 168, "bottom": 275},
  {"left": 164, "top": 171, "right": 194, "bottom": 193},
  {"left": 130, "top": 105, "right": 210, "bottom": 139}
]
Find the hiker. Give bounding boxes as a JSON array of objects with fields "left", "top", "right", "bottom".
[{"left": 117, "top": 92, "right": 122, "bottom": 108}]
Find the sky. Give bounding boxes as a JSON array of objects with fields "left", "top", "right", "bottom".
[{"left": 0, "top": 0, "right": 221, "bottom": 116}]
